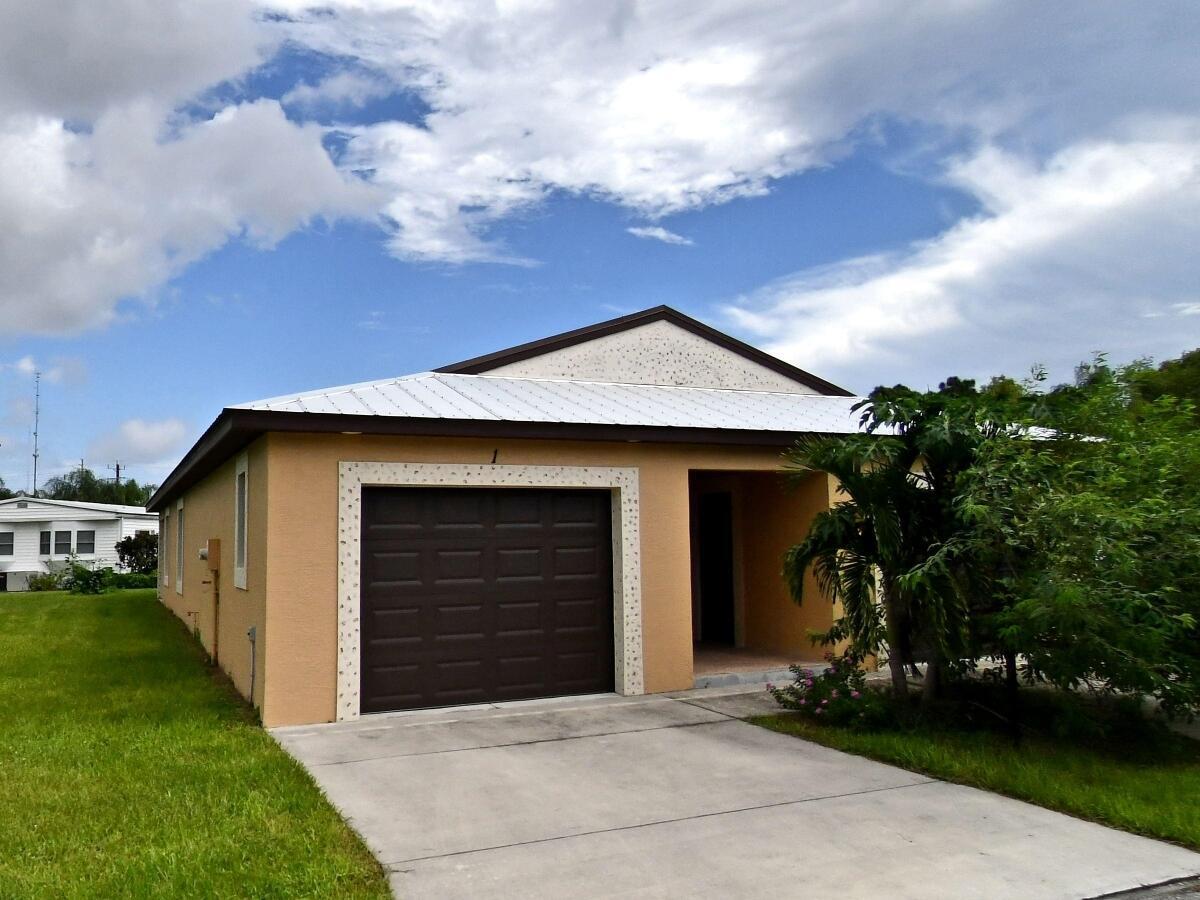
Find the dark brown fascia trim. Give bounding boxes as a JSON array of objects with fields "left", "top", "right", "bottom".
[
  {"left": 435, "top": 305, "right": 854, "bottom": 397},
  {"left": 147, "top": 406, "right": 817, "bottom": 511}
]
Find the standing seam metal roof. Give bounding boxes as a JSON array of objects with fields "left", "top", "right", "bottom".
[{"left": 231, "top": 372, "right": 866, "bottom": 434}]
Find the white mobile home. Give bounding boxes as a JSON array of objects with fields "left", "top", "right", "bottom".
[{"left": 0, "top": 497, "right": 158, "bottom": 591}]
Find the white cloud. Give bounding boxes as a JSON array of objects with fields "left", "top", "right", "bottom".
[
  {"left": 727, "top": 132, "right": 1200, "bottom": 390},
  {"left": 0, "top": 100, "right": 378, "bottom": 335},
  {"left": 627, "top": 226, "right": 694, "bottom": 246},
  {"left": 0, "top": 1, "right": 377, "bottom": 336},
  {"left": 87, "top": 418, "right": 190, "bottom": 467},
  {"left": 3, "top": 355, "right": 85, "bottom": 384},
  {"left": 283, "top": 71, "right": 392, "bottom": 109},
  {"left": 272, "top": 0, "right": 1200, "bottom": 264}
]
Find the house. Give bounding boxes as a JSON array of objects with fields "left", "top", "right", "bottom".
[
  {"left": 0, "top": 497, "right": 159, "bottom": 591},
  {"left": 147, "top": 306, "right": 865, "bottom": 727}
]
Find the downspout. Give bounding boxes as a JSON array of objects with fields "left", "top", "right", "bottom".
[{"left": 247, "top": 625, "right": 257, "bottom": 706}]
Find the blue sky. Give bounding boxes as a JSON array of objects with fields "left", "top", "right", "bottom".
[{"left": 1, "top": 2, "right": 1198, "bottom": 492}]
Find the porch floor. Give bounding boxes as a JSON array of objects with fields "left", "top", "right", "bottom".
[{"left": 692, "top": 643, "right": 820, "bottom": 676}]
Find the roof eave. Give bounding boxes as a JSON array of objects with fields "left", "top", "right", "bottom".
[{"left": 146, "top": 407, "right": 839, "bottom": 511}]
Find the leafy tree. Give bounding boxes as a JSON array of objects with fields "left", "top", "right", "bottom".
[
  {"left": 41, "top": 466, "right": 156, "bottom": 507},
  {"left": 783, "top": 378, "right": 1027, "bottom": 702},
  {"left": 116, "top": 531, "right": 158, "bottom": 575},
  {"left": 0, "top": 477, "right": 13, "bottom": 501},
  {"left": 963, "top": 364, "right": 1200, "bottom": 716},
  {"left": 1133, "top": 347, "right": 1200, "bottom": 415}
]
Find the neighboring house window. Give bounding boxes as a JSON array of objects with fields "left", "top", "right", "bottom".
[
  {"left": 77, "top": 530, "right": 96, "bottom": 554},
  {"left": 54, "top": 531, "right": 72, "bottom": 555},
  {"left": 234, "top": 453, "right": 248, "bottom": 590},
  {"left": 40, "top": 531, "right": 50, "bottom": 555},
  {"left": 175, "top": 501, "right": 185, "bottom": 594},
  {"left": 0, "top": 532, "right": 12, "bottom": 556}
]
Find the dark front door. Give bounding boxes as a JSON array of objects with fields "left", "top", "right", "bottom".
[
  {"left": 697, "top": 491, "right": 735, "bottom": 644},
  {"left": 360, "top": 487, "right": 614, "bottom": 714}
]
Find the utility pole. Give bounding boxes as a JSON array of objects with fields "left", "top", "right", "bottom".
[
  {"left": 31, "top": 371, "right": 40, "bottom": 497},
  {"left": 112, "top": 461, "right": 122, "bottom": 487}
]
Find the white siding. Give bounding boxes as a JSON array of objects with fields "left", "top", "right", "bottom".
[{"left": 0, "top": 500, "right": 160, "bottom": 590}]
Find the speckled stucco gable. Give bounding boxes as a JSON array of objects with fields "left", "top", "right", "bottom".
[{"left": 482, "top": 319, "right": 821, "bottom": 392}]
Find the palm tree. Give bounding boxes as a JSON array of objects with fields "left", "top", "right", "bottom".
[
  {"left": 783, "top": 433, "right": 922, "bottom": 699},
  {"left": 784, "top": 381, "right": 1011, "bottom": 703}
]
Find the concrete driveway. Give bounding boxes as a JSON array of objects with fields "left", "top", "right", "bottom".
[{"left": 273, "top": 686, "right": 1200, "bottom": 899}]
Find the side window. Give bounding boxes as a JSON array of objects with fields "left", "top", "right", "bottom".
[
  {"left": 175, "top": 502, "right": 185, "bottom": 595},
  {"left": 161, "top": 513, "right": 169, "bottom": 587},
  {"left": 54, "top": 531, "right": 72, "bottom": 555},
  {"left": 76, "top": 530, "right": 96, "bottom": 554},
  {"left": 0, "top": 532, "right": 12, "bottom": 556},
  {"left": 40, "top": 531, "right": 50, "bottom": 555},
  {"left": 234, "top": 453, "right": 248, "bottom": 590}
]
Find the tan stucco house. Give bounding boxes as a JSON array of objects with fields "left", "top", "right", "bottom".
[{"left": 148, "top": 306, "right": 862, "bottom": 727}]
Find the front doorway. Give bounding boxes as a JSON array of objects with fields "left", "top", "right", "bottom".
[
  {"left": 695, "top": 491, "right": 735, "bottom": 645},
  {"left": 689, "top": 469, "right": 834, "bottom": 682}
]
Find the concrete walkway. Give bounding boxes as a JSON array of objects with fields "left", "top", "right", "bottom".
[{"left": 273, "top": 686, "right": 1200, "bottom": 899}]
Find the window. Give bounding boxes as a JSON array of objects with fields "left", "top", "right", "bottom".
[
  {"left": 0, "top": 533, "right": 12, "bottom": 556},
  {"left": 54, "top": 531, "right": 72, "bottom": 555},
  {"left": 161, "top": 512, "right": 169, "bottom": 587},
  {"left": 76, "top": 530, "right": 96, "bottom": 554},
  {"left": 40, "top": 531, "right": 50, "bottom": 555},
  {"left": 175, "top": 501, "right": 185, "bottom": 594},
  {"left": 234, "top": 453, "right": 248, "bottom": 590}
]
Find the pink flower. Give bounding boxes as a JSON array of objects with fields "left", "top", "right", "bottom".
[
  {"left": 815, "top": 708, "right": 824, "bottom": 715},
  {"left": 821, "top": 699, "right": 829, "bottom": 706},
  {"left": 798, "top": 699, "right": 807, "bottom": 706},
  {"left": 851, "top": 691, "right": 861, "bottom": 699},
  {"left": 830, "top": 689, "right": 839, "bottom": 698}
]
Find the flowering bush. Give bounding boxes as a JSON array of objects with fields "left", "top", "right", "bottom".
[{"left": 768, "top": 652, "right": 888, "bottom": 727}]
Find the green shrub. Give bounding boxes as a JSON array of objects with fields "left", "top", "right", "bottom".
[
  {"left": 769, "top": 652, "right": 891, "bottom": 727},
  {"left": 63, "top": 560, "right": 112, "bottom": 595},
  {"left": 109, "top": 572, "right": 157, "bottom": 589},
  {"left": 26, "top": 572, "right": 63, "bottom": 592}
]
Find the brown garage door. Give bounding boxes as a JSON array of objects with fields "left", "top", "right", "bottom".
[{"left": 360, "top": 486, "right": 614, "bottom": 713}]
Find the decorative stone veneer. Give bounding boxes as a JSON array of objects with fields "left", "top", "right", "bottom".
[{"left": 336, "top": 461, "right": 643, "bottom": 721}]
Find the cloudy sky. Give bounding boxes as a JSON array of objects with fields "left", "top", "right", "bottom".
[{"left": 2, "top": 0, "right": 1198, "bottom": 491}]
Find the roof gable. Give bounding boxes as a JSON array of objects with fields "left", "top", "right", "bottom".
[{"left": 436, "top": 306, "right": 851, "bottom": 396}]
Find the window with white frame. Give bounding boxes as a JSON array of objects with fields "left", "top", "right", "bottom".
[
  {"left": 40, "top": 531, "right": 50, "bottom": 555},
  {"left": 76, "top": 530, "right": 96, "bottom": 554},
  {"left": 0, "top": 532, "right": 12, "bottom": 556},
  {"left": 54, "top": 531, "right": 72, "bottom": 555},
  {"left": 175, "top": 501, "right": 185, "bottom": 594},
  {"left": 234, "top": 453, "right": 248, "bottom": 590},
  {"left": 161, "top": 512, "right": 169, "bottom": 586}
]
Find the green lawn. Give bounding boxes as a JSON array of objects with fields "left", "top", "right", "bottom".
[
  {"left": 753, "top": 708, "right": 1200, "bottom": 851},
  {"left": 0, "top": 590, "right": 389, "bottom": 899}
]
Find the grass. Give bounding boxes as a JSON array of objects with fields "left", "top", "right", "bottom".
[
  {"left": 752, "top": 692, "right": 1200, "bottom": 852},
  {"left": 0, "top": 590, "right": 390, "bottom": 899}
]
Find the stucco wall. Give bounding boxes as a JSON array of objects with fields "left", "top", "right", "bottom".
[
  {"left": 740, "top": 471, "right": 837, "bottom": 654},
  {"left": 258, "top": 433, "right": 835, "bottom": 727},
  {"left": 159, "top": 437, "right": 269, "bottom": 712}
]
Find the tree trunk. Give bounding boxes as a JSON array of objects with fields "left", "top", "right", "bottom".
[
  {"left": 921, "top": 654, "right": 942, "bottom": 705},
  {"left": 880, "top": 579, "right": 909, "bottom": 700},
  {"left": 1004, "top": 650, "right": 1021, "bottom": 745}
]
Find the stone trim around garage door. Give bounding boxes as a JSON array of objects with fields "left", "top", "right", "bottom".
[{"left": 336, "top": 461, "right": 644, "bottom": 721}]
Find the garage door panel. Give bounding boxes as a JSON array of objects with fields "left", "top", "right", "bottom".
[{"left": 361, "top": 487, "right": 614, "bottom": 714}]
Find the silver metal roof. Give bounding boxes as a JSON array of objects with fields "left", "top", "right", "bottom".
[{"left": 233, "top": 372, "right": 865, "bottom": 434}]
